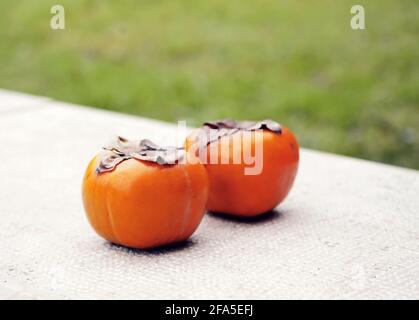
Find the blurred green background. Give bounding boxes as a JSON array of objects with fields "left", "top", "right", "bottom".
[{"left": 0, "top": 0, "right": 418, "bottom": 168}]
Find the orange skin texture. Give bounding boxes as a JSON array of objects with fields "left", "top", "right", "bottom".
[
  {"left": 82, "top": 156, "right": 208, "bottom": 249},
  {"left": 185, "top": 127, "right": 299, "bottom": 217}
]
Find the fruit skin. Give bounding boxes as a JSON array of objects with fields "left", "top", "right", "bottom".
[
  {"left": 82, "top": 156, "right": 208, "bottom": 249},
  {"left": 185, "top": 126, "right": 299, "bottom": 217}
]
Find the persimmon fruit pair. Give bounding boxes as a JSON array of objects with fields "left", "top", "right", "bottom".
[{"left": 82, "top": 120, "right": 299, "bottom": 249}]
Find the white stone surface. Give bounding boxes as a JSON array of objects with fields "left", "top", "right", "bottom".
[
  {"left": 0, "top": 89, "right": 50, "bottom": 114},
  {"left": 0, "top": 89, "right": 418, "bottom": 300}
]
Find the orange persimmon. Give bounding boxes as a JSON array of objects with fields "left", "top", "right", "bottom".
[
  {"left": 185, "top": 120, "right": 299, "bottom": 217},
  {"left": 82, "top": 137, "right": 208, "bottom": 249}
]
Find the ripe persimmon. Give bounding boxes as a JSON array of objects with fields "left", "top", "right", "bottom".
[
  {"left": 185, "top": 119, "right": 299, "bottom": 217},
  {"left": 82, "top": 137, "right": 208, "bottom": 249}
]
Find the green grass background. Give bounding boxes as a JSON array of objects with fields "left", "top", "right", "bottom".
[{"left": 0, "top": 0, "right": 418, "bottom": 168}]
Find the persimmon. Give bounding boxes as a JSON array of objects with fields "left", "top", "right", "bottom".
[
  {"left": 185, "top": 119, "right": 299, "bottom": 217},
  {"left": 82, "top": 137, "right": 208, "bottom": 249}
]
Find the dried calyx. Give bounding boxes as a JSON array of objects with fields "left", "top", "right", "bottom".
[
  {"left": 200, "top": 119, "right": 282, "bottom": 145},
  {"left": 97, "top": 137, "right": 184, "bottom": 174},
  {"left": 204, "top": 119, "right": 281, "bottom": 132}
]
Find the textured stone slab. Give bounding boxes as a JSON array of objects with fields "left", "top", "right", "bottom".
[
  {"left": 0, "top": 89, "right": 50, "bottom": 114},
  {"left": 0, "top": 90, "right": 418, "bottom": 299}
]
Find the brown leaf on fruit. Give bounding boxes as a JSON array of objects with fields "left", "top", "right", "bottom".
[
  {"left": 200, "top": 119, "right": 282, "bottom": 145},
  {"left": 97, "top": 137, "right": 184, "bottom": 174}
]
